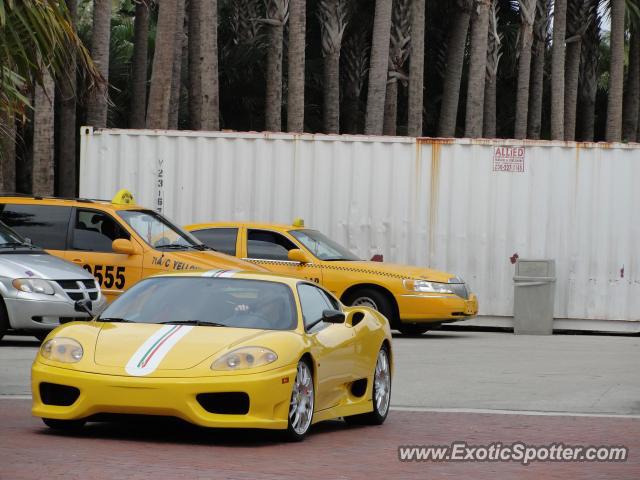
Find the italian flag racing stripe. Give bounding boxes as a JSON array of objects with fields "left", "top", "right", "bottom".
[
  {"left": 137, "top": 324, "right": 182, "bottom": 368},
  {"left": 125, "top": 324, "right": 195, "bottom": 377}
]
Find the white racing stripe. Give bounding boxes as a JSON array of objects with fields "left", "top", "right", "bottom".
[{"left": 125, "top": 325, "right": 194, "bottom": 377}]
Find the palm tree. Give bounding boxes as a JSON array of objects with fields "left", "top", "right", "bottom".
[
  {"left": 130, "top": 0, "right": 150, "bottom": 129},
  {"left": 564, "top": 0, "right": 590, "bottom": 140},
  {"left": 86, "top": 0, "right": 112, "bottom": 128},
  {"left": 58, "top": 0, "right": 78, "bottom": 197},
  {"left": 188, "top": 0, "right": 202, "bottom": 129},
  {"left": 365, "top": 0, "right": 393, "bottom": 135},
  {"left": 200, "top": 0, "right": 220, "bottom": 130},
  {"left": 318, "top": 0, "right": 349, "bottom": 134},
  {"left": 0, "top": 111, "right": 16, "bottom": 190},
  {"left": 465, "top": 0, "right": 492, "bottom": 138},
  {"left": 169, "top": 0, "right": 186, "bottom": 130},
  {"left": 146, "top": 0, "right": 178, "bottom": 128},
  {"left": 622, "top": 24, "right": 639, "bottom": 141},
  {"left": 438, "top": 0, "right": 473, "bottom": 137},
  {"left": 342, "top": 28, "right": 370, "bottom": 133},
  {"left": 32, "top": 71, "right": 55, "bottom": 196},
  {"left": 577, "top": 0, "right": 601, "bottom": 141},
  {"left": 606, "top": 0, "right": 625, "bottom": 141},
  {"left": 484, "top": 0, "right": 502, "bottom": 138},
  {"left": 407, "top": 0, "right": 425, "bottom": 137},
  {"left": 287, "top": 0, "right": 306, "bottom": 132},
  {"left": 514, "top": 0, "right": 536, "bottom": 139},
  {"left": 264, "top": 0, "right": 289, "bottom": 132},
  {"left": 527, "top": 0, "right": 549, "bottom": 139},
  {"left": 383, "top": 0, "right": 410, "bottom": 136},
  {"left": 550, "top": 0, "right": 568, "bottom": 140}
]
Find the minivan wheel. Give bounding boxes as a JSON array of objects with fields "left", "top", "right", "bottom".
[{"left": 0, "top": 298, "right": 9, "bottom": 342}]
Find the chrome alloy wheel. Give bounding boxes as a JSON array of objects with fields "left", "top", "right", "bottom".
[
  {"left": 289, "top": 361, "right": 314, "bottom": 435},
  {"left": 374, "top": 349, "right": 391, "bottom": 417},
  {"left": 352, "top": 296, "right": 379, "bottom": 310}
]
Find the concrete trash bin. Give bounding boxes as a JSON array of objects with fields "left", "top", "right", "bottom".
[{"left": 513, "top": 259, "right": 556, "bottom": 335}]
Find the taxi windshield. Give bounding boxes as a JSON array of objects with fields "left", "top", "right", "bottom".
[
  {"left": 99, "top": 277, "right": 297, "bottom": 331},
  {"left": 289, "top": 229, "right": 359, "bottom": 261},
  {"left": 117, "top": 210, "right": 204, "bottom": 250}
]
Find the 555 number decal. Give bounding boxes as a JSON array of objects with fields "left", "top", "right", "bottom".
[{"left": 83, "top": 265, "right": 126, "bottom": 289}]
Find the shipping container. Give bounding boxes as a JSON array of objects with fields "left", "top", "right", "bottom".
[{"left": 80, "top": 128, "right": 640, "bottom": 332}]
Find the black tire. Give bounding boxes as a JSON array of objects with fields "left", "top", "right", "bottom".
[
  {"left": 397, "top": 324, "right": 430, "bottom": 336},
  {"left": 282, "top": 359, "right": 315, "bottom": 442},
  {"left": 345, "top": 345, "right": 391, "bottom": 426},
  {"left": 42, "top": 418, "right": 86, "bottom": 432},
  {"left": 0, "top": 298, "right": 9, "bottom": 342},
  {"left": 344, "top": 288, "right": 395, "bottom": 326}
]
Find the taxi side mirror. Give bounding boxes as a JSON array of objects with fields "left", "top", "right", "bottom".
[
  {"left": 112, "top": 238, "right": 138, "bottom": 255},
  {"left": 288, "top": 249, "right": 311, "bottom": 264}
]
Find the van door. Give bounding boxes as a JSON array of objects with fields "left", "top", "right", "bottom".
[{"left": 65, "top": 208, "right": 143, "bottom": 302}]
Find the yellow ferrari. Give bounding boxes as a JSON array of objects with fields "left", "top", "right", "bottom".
[{"left": 32, "top": 270, "right": 393, "bottom": 441}]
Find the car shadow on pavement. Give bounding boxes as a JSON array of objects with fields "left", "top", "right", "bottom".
[
  {"left": 0, "top": 339, "right": 40, "bottom": 347},
  {"left": 36, "top": 416, "right": 367, "bottom": 447},
  {"left": 391, "top": 332, "right": 476, "bottom": 340}
]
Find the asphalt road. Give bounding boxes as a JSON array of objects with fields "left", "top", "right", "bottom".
[{"left": 1, "top": 331, "right": 639, "bottom": 479}]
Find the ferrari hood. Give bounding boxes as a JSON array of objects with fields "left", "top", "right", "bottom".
[
  {"left": 94, "top": 322, "right": 271, "bottom": 371},
  {"left": 152, "top": 250, "right": 268, "bottom": 273},
  {"left": 326, "top": 260, "right": 457, "bottom": 283}
]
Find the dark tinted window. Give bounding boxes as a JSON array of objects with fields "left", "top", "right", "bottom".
[
  {"left": 191, "top": 228, "right": 238, "bottom": 255},
  {"left": 247, "top": 230, "right": 297, "bottom": 260},
  {"left": 72, "top": 209, "right": 130, "bottom": 252},
  {"left": 0, "top": 204, "right": 71, "bottom": 250},
  {"left": 297, "top": 283, "right": 338, "bottom": 330}
]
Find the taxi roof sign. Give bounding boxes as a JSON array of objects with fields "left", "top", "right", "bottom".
[
  {"left": 112, "top": 189, "right": 136, "bottom": 205},
  {"left": 292, "top": 217, "right": 305, "bottom": 227}
]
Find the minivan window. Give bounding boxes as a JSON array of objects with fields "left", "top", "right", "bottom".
[{"left": 0, "top": 204, "right": 72, "bottom": 250}]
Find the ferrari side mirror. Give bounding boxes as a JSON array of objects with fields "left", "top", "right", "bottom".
[{"left": 322, "top": 309, "right": 345, "bottom": 324}]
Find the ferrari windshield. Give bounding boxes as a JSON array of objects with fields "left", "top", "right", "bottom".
[
  {"left": 118, "top": 210, "right": 203, "bottom": 250},
  {"left": 290, "top": 229, "right": 359, "bottom": 261},
  {"left": 98, "top": 277, "right": 297, "bottom": 330}
]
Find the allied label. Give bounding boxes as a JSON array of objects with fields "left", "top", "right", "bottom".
[{"left": 493, "top": 146, "right": 525, "bottom": 173}]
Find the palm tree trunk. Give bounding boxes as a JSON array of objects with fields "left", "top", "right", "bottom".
[
  {"left": 0, "top": 111, "right": 16, "bottom": 191},
  {"left": 130, "top": 0, "right": 149, "bottom": 129},
  {"left": 484, "top": 1, "right": 500, "bottom": 138},
  {"left": 146, "top": 0, "right": 178, "bottom": 129},
  {"left": 199, "top": 0, "right": 219, "bottom": 130},
  {"left": 383, "top": 81, "right": 398, "bottom": 135},
  {"left": 407, "top": 0, "right": 425, "bottom": 137},
  {"left": 169, "top": 0, "right": 186, "bottom": 130},
  {"left": 514, "top": 0, "right": 536, "bottom": 140},
  {"left": 438, "top": 1, "right": 472, "bottom": 138},
  {"left": 550, "top": 0, "right": 567, "bottom": 140},
  {"left": 563, "top": 38, "right": 582, "bottom": 140},
  {"left": 188, "top": 0, "right": 202, "bottom": 130},
  {"left": 287, "top": 0, "right": 306, "bottom": 132},
  {"left": 605, "top": 0, "right": 625, "bottom": 142},
  {"left": 527, "top": 0, "right": 547, "bottom": 139},
  {"left": 365, "top": 0, "right": 393, "bottom": 135},
  {"left": 265, "top": 1, "right": 288, "bottom": 132},
  {"left": 622, "top": 26, "right": 639, "bottom": 142},
  {"left": 577, "top": 0, "right": 599, "bottom": 141},
  {"left": 324, "top": 52, "right": 341, "bottom": 133},
  {"left": 464, "top": 0, "right": 491, "bottom": 138},
  {"left": 58, "top": 0, "right": 77, "bottom": 197},
  {"left": 86, "top": 0, "right": 112, "bottom": 128},
  {"left": 32, "top": 71, "right": 55, "bottom": 196}
]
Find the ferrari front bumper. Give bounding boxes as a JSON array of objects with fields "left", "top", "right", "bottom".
[{"left": 32, "top": 362, "right": 297, "bottom": 430}]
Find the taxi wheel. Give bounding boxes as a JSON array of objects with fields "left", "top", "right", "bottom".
[
  {"left": 0, "top": 298, "right": 8, "bottom": 342},
  {"left": 397, "top": 324, "right": 430, "bottom": 336},
  {"left": 345, "top": 346, "right": 391, "bottom": 425},
  {"left": 345, "top": 289, "right": 395, "bottom": 325},
  {"left": 42, "top": 418, "right": 86, "bottom": 432}
]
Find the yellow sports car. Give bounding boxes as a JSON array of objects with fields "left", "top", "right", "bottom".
[
  {"left": 185, "top": 220, "right": 479, "bottom": 335},
  {"left": 32, "top": 270, "right": 393, "bottom": 441}
]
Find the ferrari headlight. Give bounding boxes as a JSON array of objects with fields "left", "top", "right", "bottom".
[
  {"left": 404, "top": 279, "right": 455, "bottom": 294},
  {"left": 211, "top": 347, "right": 278, "bottom": 371},
  {"left": 12, "top": 278, "right": 55, "bottom": 295},
  {"left": 40, "top": 337, "right": 83, "bottom": 363}
]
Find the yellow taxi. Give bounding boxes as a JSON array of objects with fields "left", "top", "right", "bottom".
[
  {"left": 0, "top": 191, "right": 263, "bottom": 303},
  {"left": 185, "top": 220, "right": 479, "bottom": 335}
]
